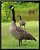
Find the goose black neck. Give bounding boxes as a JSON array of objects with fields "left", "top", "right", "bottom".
[
  {"left": 20, "top": 16, "right": 22, "bottom": 20},
  {"left": 12, "top": 9, "right": 16, "bottom": 22}
]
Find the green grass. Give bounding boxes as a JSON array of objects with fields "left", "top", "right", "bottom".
[{"left": 1, "top": 21, "right": 39, "bottom": 49}]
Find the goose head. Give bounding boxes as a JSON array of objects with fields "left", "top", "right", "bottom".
[
  {"left": 9, "top": 5, "right": 14, "bottom": 9},
  {"left": 17, "top": 15, "right": 22, "bottom": 20}
]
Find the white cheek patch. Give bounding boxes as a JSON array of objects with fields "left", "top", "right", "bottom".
[{"left": 11, "top": 7, "right": 14, "bottom": 9}]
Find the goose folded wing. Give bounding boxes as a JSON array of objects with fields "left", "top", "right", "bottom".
[{"left": 16, "top": 27, "right": 34, "bottom": 40}]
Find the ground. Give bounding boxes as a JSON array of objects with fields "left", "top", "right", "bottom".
[{"left": 2, "top": 21, "right": 39, "bottom": 49}]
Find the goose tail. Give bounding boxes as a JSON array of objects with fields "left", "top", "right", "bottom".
[{"left": 33, "top": 38, "right": 36, "bottom": 41}]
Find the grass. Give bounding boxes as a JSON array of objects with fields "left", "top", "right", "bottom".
[{"left": 1, "top": 21, "right": 39, "bottom": 49}]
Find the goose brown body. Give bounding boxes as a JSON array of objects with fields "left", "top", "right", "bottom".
[
  {"left": 10, "top": 21, "right": 36, "bottom": 40},
  {"left": 17, "top": 15, "right": 25, "bottom": 27},
  {"left": 19, "top": 20, "right": 25, "bottom": 27}
]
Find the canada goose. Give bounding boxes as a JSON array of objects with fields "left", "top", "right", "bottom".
[
  {"left": 9, "top": 6, "right": 36, "bottom": 47},
  {"left": 17, "top": 15, "right": 25, "bottom": 28}
]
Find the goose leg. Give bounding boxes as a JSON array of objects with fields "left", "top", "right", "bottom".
[
  {"left": 21, "top": 40, "right": 22, "bottom": 46},
  {"left": 19, "top": 40, "right": 21, "bottom": 47}
]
